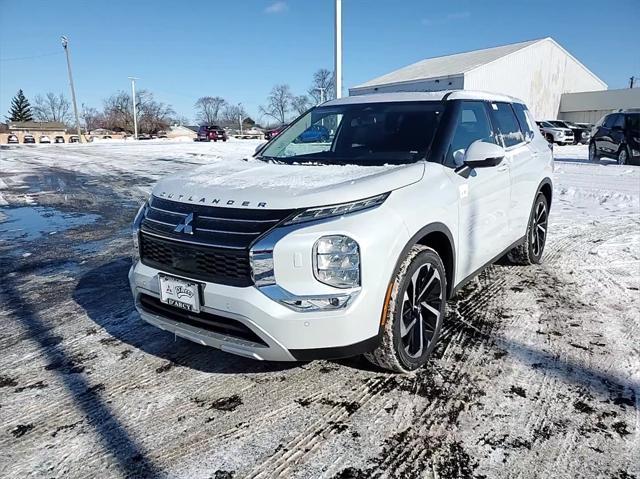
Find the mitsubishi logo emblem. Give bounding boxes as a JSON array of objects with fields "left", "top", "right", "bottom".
[{"left": 174, "top": 213, "right": 194, "bottom": 234}]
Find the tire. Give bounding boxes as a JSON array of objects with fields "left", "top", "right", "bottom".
[
  {"left": 546, "top": 134, "right": 554, "bottom": 144},
  {"left": 365, "top": 245, "right": 446, "bottom": 373},
  {"left": 589, "top": 142, "right": 600, "bottom": 162},
  {"left": 508, "top": 193, "right": 549, "bottom": 265},
  {"left": 617, "top": 146, "right": 629, "bottom": 165}
]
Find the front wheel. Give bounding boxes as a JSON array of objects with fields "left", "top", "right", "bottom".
[
  {"left": 365, "top": 246, "right": 446, "bottom": 373},
  {"left": 508, "top": 193, "right": 549, "bottom": 265}
]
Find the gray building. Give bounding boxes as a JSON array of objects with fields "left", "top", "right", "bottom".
[
  {"left": 349, "top": 38, "right": 607, "bottom": 120},
  {"left": 559, "top": 88, "right": 640, "bottom": 123}
]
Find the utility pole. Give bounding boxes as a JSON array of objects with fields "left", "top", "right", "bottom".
[
  {"left": 238, "top": 103, "right": 243, "bottom": 136},
  {"left": 61, "top": 36, "right": 83, "bottom": 142},
  {"left": 128, "top": 77, "right": 139, "bottom": 139},
  {"left": 631, "top": 76, "right": 636, "bottom": 89},
  {"left": 334, "top": 0, "right": 342, "bottom": 99}
]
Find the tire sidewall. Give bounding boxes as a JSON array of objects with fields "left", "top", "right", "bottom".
[
  {"left": 390, "top": 248, "right": 447, "bottom": 371},
  {"left": 526, "top": 194, "right": 549, "bottom": 263}
]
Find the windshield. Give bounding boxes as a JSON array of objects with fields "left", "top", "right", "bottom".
[
  {"left": 549, "top": 121, "right": 567, "bottom": 128},
  {"left": 259, "top": 101, "right": 443, "bottom": 165}
]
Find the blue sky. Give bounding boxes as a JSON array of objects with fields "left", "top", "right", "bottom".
[{"left": 1, "top": 0, "right": 639, "bottom": 124}]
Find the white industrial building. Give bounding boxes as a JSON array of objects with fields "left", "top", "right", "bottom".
[{"left": 349, "top": 37, "right": 608, "bottom": 120}]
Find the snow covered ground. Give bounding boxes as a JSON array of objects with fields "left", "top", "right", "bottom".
[{"left": 0, "top": 141, "right": 638, "bottom": 478}]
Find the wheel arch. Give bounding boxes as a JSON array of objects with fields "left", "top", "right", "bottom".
[
  {"left": 538, "top": 177, "right": 553, "bottom": 208},
  {"left": 390, "top": 222, "right": 456, "bottom": 299}
]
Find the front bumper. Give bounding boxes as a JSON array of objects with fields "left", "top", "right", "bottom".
[{"left": 129, "top": 262, "right": 380, "bottom": 361}]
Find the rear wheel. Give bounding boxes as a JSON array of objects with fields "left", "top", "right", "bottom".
[
  {"left": 508, "top": 193, "right": 549, "bottom": 265},
  {"left": 365, "top": 246, "right": 446, "bottom": 373},
  {"left": 617, "top": 147, "right": 629, "bottom": 165},
  {"left": 589, "top": 142, "right": 600, "bottom": 162}
]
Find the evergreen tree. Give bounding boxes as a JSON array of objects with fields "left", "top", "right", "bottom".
[{"left": 7, "top": 90, "right": 33, "bottom": 122}]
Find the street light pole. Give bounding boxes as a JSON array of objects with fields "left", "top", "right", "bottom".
[
  {"left": 315, "top": 87, "right": 326, "bottom": 104},
  {"left": 334, "top": 0, "right": 342, "bottom": 99},
  {"left": 128, "top": 77, "right": 139, "bottom": 140},
  {"left": 61, "top": 36, "right": 83, "bottom": 142}
]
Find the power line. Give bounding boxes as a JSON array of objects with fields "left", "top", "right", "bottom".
[{"left": 0, "top": 51, "right": 63, "bottom": 62}]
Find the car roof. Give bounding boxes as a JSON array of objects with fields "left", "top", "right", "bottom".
[{"left": 323, "top": 90, "right": 525, "bottom": 107}]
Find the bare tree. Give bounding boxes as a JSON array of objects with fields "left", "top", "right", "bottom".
[
  {"left": 102, "top": 90, "right": 174, "bottom": 134},
  {"left": 220, "top": 104, "right": 248, "bottom": 129},
  {"left": 81, "top": 104, "right": 103, "bottom": 133},
  {"left": 308, "top": 69, "right": 335, "bottom": 105},
  {"left": 291, "top": 95, "right": 311, "bottom": 116},
  {"left": 194, "top": 96, "right": 226, "bottom": 125},
  {"left": 260, "top": 84, "right": 294, "bottom": 125},
  {"left": 32, "top": 92, "right": 72, "bottom": 123},
  {"left": 171, "top": 114, "right": 191, "bottom": 126}
]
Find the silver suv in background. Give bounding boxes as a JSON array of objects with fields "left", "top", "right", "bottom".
[{"left": 536, "top": 121, "right": 574, "bottom": 145}]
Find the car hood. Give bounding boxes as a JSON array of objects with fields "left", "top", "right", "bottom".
[{"left": 152, "top": 158, "right": 425, "bottom": 209}]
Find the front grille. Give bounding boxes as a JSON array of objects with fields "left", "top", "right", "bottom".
[
  {"left": 142, "top": 195, "right": 295, "bottom": 249},
  {"left": 140, "top": 233, "right": 252, "bottom": 286},
  {"left": 139, "top": 294, "right": 267, "bottom": 346},
  {"left": 139, "top": 195, "right": 296, "bottom": 286}
]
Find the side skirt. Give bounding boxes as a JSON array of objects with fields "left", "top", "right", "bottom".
[{"left": 451, "top": 236, "right": 525, "bottom": 297}]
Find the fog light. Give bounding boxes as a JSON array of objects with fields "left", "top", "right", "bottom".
[{"left": 313, "top": 235, "right": 360, "bottom": 288}]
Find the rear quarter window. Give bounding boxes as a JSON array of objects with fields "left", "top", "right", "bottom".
[{"left": 512, "top": 103, "right": 534, "bottom": 139}]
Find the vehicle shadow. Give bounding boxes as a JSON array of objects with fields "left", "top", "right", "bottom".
[
  {"left": 2, "top": 268, "right": 161, "bottom": 477},
  {"left": 73, "top": 257, "right": 298, "bottom": 375}
]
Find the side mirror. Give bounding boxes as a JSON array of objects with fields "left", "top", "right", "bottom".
[{"left": 463, "top": 140, "right": 505, "bottom": 168}]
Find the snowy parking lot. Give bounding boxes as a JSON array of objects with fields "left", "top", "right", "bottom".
[{"left": 0, "top": 140, "right": 638, "bottom": 478}]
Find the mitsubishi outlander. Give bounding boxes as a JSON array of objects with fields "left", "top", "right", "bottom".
[{"left": 129, "top": 91, "right": 553, "bottom": 372}]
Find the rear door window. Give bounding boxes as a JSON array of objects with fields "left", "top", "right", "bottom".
[
  {"left": 491, "top": 102, "right": 525, "bottom": 148},
  {"left": 612, "top": 114, "right": 625, "bottom": 129}
]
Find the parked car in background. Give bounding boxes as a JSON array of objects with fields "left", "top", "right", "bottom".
[
  {"left": 130, "top": 90, "right": 553, "bottom": 372},
  {"left": 547, "top": 120, "right": 590, "bottom": 144},
  {"left": 39, "top": 135, "right": 51, "bottom": 144},
  {"left": 23, "top": 134, "right": 36, "bottom": 144},
  {"left": 589, "top": 110, "right": 640, "bottom": 165},
  {"left": 158, "top": 131, "right": 168, "bottom": 139},
  {"left": 536, "top": 121, "right": 574, "bottom": 145},
  {"left": 7, "top": 134, "right": 18, "bottom": 144},
  {"left": 138, "top": 133, "right": 152, "bottom": 140},
  {"left": 68, "top": 135, "right": 80, "bottom": 143},
  {"left": 264, "top": 124, "right": 288, "bottom": 141},
  {"left": 103, "top": 135, "right": 112, "bottom": 139},
  {"left": 195, "top": 125, "right": 227, "bottom": 142},
  {"left": 295, "top": 124, "right": 331, "bottom": 143},
  {"left": 54, "top": 136, "right": 65, "bottom": 143}
]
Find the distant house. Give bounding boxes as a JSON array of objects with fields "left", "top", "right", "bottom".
[{"left": 8, "top": 121, "right": 67, "bottom": 137}]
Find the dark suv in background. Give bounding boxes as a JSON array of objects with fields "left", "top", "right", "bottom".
[
  {"left": 589, "top": 110, "right": 640, "bottom": 165},
  {"left": 196, "top": 125, "right": 227, "bottom": 142}
]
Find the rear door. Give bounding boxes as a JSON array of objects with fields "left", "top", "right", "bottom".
[
  {"left": 597, "top": 114, "right": 616, "bottom": 154},
  {"left": 509, "top": 103, "right": 541, "bottom": 238},
  {"left": 444, "top": 100, "right": 511, "bottom": 279}
]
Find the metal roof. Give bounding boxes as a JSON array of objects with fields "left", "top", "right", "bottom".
[
  {"left": 324, "top": 90, "right": 524, "bottom": 106},
  {"left": 352, "top": 39, "right": 542, "bottom": 90}
]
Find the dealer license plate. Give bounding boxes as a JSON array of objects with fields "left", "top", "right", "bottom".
[{"left": 159, "top": 274, "right": 201, "bottom": 313}]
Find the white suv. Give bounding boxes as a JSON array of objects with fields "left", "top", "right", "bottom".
[{"left": 129, "top": 91, "right": 553, "bottom": 372}]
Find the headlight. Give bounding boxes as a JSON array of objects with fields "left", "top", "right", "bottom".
[
  {"left": 313, "top": 235, "right": 360, "bottom": 288},
  {"left": 284, "top": 193, "right": 389, "bottom": 225},
  {"left": 132, "top": 201, "right": 147, "bottom": 259}
]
